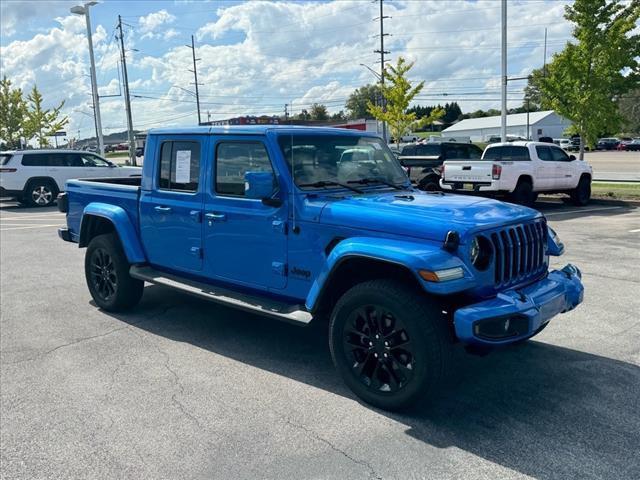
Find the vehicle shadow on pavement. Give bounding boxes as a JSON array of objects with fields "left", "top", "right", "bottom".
[{"left": 105, "top": 285, "right": 640, "bottom": 480}]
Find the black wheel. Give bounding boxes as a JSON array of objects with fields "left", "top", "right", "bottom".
[
  {"left": 510, "top": 179, "right": 534, "bottom": 206},
  {"left": 329, "top": 279, "right": 452, "bottom": 411},
  {"left": 25, "top": 179, "right": 57, "bottom": 207},
  {"left": 418, "top": 174, "right": 440, "bottom": 192},
  {"left": 570, "top": 175, "right": 591, "bottom": 206},
  {"left": 85, "top": 233, "right": 144, "bottom": 311}
]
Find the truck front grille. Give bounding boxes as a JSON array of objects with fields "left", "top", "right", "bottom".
[{"left": 489, "top": 219, "right": 548, "bottom": 287}]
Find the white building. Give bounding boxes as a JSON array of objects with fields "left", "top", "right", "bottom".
[{"left": 442, "top": 110, "right": 572, "bottom": 142}]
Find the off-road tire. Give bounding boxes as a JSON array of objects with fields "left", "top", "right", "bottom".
[
  {"left": 85, "top": 233, "right": 144, "bottom": 311},
  {"left": 570, "top": 175, "right": 591, "bottom": 206},
  {"left": 24, "top": 179, "right": 57, "bottom": 207},
  {"left": 510, "top": 179, "right": 535, "bottom": 206},
  {"left": 329, "top": 279, "right": 453, "bottom": 411}
]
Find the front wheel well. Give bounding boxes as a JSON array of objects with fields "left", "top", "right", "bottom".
[
  {"left": 312, "top": 257, "right": 425, "bottom": 317},
  {"left": 79, "top": 215, "right": 117, "bottom": 248}
]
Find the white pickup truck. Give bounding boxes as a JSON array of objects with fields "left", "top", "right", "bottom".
[{"left": 440, "top": 141, "right": 593, "bottom": 206}]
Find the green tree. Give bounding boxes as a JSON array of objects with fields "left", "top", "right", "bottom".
[
  {"left": 345, "top": 84, "right": 382, "bottom": 119},
  {"left": 309, "top": 103, "right": 329, "bottom": 121},
  {"left": 538, "top": 0, "right": 640, "bottom": 158},
  {"left": 331, "top": 110, "right": 347, "bottom": 121},
  {"left": 0, "top": 76, "right": 27, "bottom": 149},
  {"left": 617, "top": 88, "right": 640, "bottom": 133},
  {"left": 23, "top": 85, "right": 69, "bottom": 148},
  {"left": 367, "top": 57, "right": 445, "bottom": 147}
]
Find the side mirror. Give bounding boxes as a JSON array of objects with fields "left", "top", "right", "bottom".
[
  {"left": 245, "top": 171, "right": 276, "bottom": 200},
  {"left": 569, "top": 155, "right": 576, "bottom": 161}
]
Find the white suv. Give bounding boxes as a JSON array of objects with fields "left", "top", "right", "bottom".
[
  {"left": 0, "top": 150, "right": 141, "bottom": 207},
  {"left": 440, "top": 142, "right": 593, "bottom": 206}
]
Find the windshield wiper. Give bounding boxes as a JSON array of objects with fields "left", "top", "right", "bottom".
[
  {"left": 347, "top": 177, "right": 407, "bottom": 191},
  {"left": 298, "top": 180, "right": 364, "bottom": 194}
]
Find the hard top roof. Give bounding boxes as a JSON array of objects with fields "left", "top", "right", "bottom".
[{"left": 148, "top": 125, "right": 380, "bottom": 136}]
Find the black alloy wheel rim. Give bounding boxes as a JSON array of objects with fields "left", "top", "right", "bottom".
[
  {"left": 342, "top": 305, "right": 415, "bottom": 393},
  {"left": 90, "top": 248, "right": 117, "bottom": 300}
]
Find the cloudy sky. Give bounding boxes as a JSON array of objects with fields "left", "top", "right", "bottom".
[{"left": 1, "top": 0, "right": 577, "bottom": 140}]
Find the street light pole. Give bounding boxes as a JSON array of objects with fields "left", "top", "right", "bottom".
[
  {"left": 71, "top": 2, "right": 104, "bottom": 157},
  {"left": 500, "top": 0, "right": 507, "bottom": 143}
]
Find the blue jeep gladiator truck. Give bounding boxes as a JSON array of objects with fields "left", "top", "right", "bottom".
[{"left": 58, "top": 126, "right": 583, "bottom": 410}]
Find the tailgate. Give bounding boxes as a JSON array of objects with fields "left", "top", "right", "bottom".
[{"left": 443, "top": 160, "right": 493, "bottom": 183}]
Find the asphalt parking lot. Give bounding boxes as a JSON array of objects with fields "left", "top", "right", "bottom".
[{"left": 1, "top": 198, "right": 639, "bottom": 480}]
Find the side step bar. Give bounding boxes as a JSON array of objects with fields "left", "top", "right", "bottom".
[{"left": 130, "top": 265, "right": 313, "bottom": 325}]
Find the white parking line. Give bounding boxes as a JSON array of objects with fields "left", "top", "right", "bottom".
[
  {"left": 544, "top": 206, "right": 625, "bottom": 216},
  {"left": 0, "top": 215, "right": 65, "bottom": 220},
  {"left": 0, "top": 224, "right": 60, "bottom": 231},
  {"left": 629, "top": 228, "right": 640, "bottom": 233}
]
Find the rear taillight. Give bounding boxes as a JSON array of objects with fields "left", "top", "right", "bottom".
[
  {"left": 492, "top": 164, "right": 502, "bottom": 180},
  {"left": 0, "top": 168, "right": 17, "bottom": 173}
]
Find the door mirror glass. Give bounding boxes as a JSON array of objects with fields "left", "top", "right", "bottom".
[
  {"left": 569, "top": 154, "right": 576, "bottom": 161},
  {"left": 244, "top": 171, "right": 275, "bottom": 199}
]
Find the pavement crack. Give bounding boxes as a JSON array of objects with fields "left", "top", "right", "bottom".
[
  {"left": 1, "top": 305, "right": 177, "bottom": 366},
  {"left": 283, "top": 418, "right": 382, "bottom": 480}
]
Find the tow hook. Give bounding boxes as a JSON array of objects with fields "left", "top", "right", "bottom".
[{"left": 561, "top": 264, "right": 582, "bottom": 279}]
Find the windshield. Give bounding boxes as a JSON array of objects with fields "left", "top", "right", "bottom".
[{"left": 277, "top": 134, "right": 407, "bottom": 190}]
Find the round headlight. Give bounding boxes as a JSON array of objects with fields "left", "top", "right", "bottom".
[{"left": 471, "top": 236, "right": 492, "bottom": 271}]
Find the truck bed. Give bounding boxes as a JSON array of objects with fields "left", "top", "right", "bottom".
[{"left": 64, "top": 177, "right": 141, "bottom": 241}]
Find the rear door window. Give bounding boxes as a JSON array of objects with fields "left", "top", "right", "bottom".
[
  {"left": 158, "top": 141, "right": 201, "bottom": 192},
  {"left": 21, "top": 154, "right": 49, "bottom": 166}
]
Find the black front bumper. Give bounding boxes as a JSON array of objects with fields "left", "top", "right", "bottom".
[{"left": 58, "top": 228, "right": 73, "bottom": 242}]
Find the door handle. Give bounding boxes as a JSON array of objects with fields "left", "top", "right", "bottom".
[
  {"left": 205, "top": 212, "right": 226, "bottom": 223},
  {"left": 154, "top": 206, "right": 172, "bottom": 213}
]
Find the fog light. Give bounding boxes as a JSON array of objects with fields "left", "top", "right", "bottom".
[
  {"left": 474, "top": 316, "right": 529, "bottom": 340},
  {"left": 419, "top": 267, "right": 464, "bottom": 282}
]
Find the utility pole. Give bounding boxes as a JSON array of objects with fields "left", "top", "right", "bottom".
[
  {"left": 186, "top": 35, "right": 203, "bottom": 125},
  {"left": 374, "top": 0, "right": 390, "bottom": 143},
  {"left": 207, "top": 110, "right": 211, "bottom": 124},
  {"left": 500, "top": 0, "right": 507, "bottom": 143},
  {"left": 284, "top": 103, "right": 289, "bottom": 123},
  {"left": 543, "top": 27, "right": 548, "bottom": 77},
  {"left": 117, "top": 15, "right": 136, "bottom": 166}
]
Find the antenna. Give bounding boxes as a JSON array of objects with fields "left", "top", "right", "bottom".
[{"left": 290, "top": 134, "right": 297, "bottom": 233}]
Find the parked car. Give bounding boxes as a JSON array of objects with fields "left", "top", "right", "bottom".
[
  {"left": 616, "top": 138, "right": 634, "bottom": 151},
  {"left": 0, "top": 150, "right": 141, "bottom": 207},
  {"left": 57, "top": 125, "right": 584, "bottom": 410},
  {"left": 554, "top": 138, "right": 571, "bottom": 150},
  {"left": 596, "top": 138, "right": 620, "bottom": 150},
  {"left": 440, "top": 141, "right": 593, "bottom": 206},
  {"left": 398, "top": 142, "right": 483, "bottom": 191},
  {"left": 104, "top": 145, "right": 115, "bottom": 153},
  {"left": 624, "top": 138, "right": 640, "bottom": 151},
  {"left": 135, "top": 146, "right": 144, "bottom": 157},
  {"left": 400, "top": 133, "right": 419, "bottom": 142}
]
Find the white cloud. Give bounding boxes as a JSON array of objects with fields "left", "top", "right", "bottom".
[{"left": 138, "top": 9, "right": 176, "bottom": 39}]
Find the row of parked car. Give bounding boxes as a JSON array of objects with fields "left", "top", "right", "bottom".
[
  {"left": 595, "top": 137, "right": 640, "bottom": 151},
  {"left": 397, "top": 139, "right": 593, "bottom": 206}
]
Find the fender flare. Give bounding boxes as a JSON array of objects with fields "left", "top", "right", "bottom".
[
  {"left": 79, "top": 202, "right": 146, "bottom": 263},
  {"left": 305, "top": 236, "right": 474, "bottom": 311}
]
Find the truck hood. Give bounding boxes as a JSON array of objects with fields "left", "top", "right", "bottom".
[{"left": 318, "top": 191, "right": 540, "bottom": 243}]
